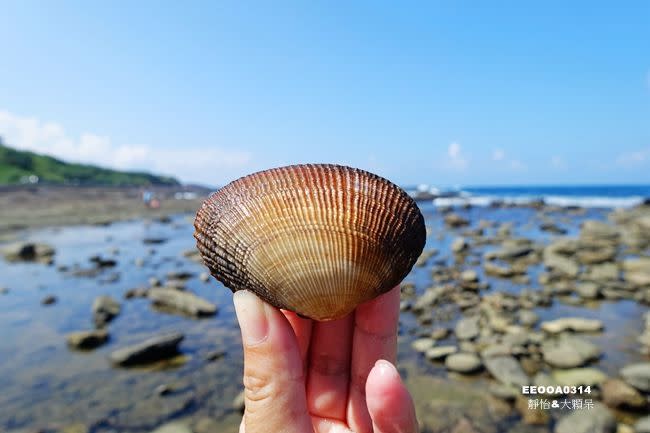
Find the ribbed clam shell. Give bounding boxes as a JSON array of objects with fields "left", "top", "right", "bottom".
[{"left": 194, "top": 164, "right": 425, "bottom": 321}]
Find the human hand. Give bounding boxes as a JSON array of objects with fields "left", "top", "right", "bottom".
[{"left": 233, "top": 286, "right": 418, "bottom": 433}]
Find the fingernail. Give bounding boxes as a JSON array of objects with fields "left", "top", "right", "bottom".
[
  {"left": 234, "top": 290, "right": 268, "bottom": 345},
  {"left": 375, "top": 359, "right": 400, "bottom": 379}
]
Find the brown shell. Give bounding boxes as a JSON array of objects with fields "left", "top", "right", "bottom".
[{"left": 194, "top": 164, "right": 425, "bottom": 321}]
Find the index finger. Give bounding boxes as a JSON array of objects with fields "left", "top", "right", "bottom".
[{"left": 346, "top": 286, "right": 401, "bottom": 432}]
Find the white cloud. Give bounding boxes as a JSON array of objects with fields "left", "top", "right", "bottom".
[
  {"left": 0, "top": 109, "right": 252, "bottom": 184},
  {"left": 550, "top": 155, "right": 567, "bottom": 170},
  {"left": 446, "top": 142, "right": 467, "bottom": 170},
  {"left": 509, "top": 159, "right": 527, "bottom": 171},
  {"left": 492, "top": 148, "right": 505, "bottom": 161},
  {"left": 616, "top": 147, "right": 650, "bottom": 166}
]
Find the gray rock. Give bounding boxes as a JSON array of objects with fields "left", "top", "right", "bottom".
[
  {"left": 445, "top": 352, "right": 483, "bottom": 373},
  {"left": 41, "top": 294, "right": 57, "bottom": 305},
  {"left": 460, "top": 269, "right": 478, "bottom": 283},
  {"left": 488, "top": 384, "right": 518, "bottom": 401},
  {"left": 581, "top": 220, "right": 619, "bottom": 240},
  {"left": 149, "top": 289, "right": 217, "bottom": 317},
  {"left": 431, "top": 327, "right": 450, "bottom": 340},
  {"left": 542, "top": 334, "right": 601, "bottom": 368},
  {"left": 413, "top": 286, "right": 445, "bottom": 312},
  {"left": 555, "top": 403, "right": 616, "bottom": 433},
  {"left": 445, "top": 213, "right": 469, "bottom": 228},
  {"left": 426, "top": 346, "right": 457, "bottom": 361},
  {"left": 490, "top": 245, "right": 534, "bottom": 261},
  {"left": 2, "top": 242, "right": 55, "bottom": 263},
  {"left": 620, "top": 363, "right": 650, "bottom": 392},
  {"left": 452, "top": 237, "right": 469, "bottom": 253},
  {"left": 518, "top": 310, "right": 539, "bottom": 327},
  {"left": 601, "top": 378, "right": 646, "bottom": 410},
  {"left": 150, "top": 421, "right": 193, "bottom": 433},
  {"left": 411, "top": 338, "right": 435, "bottom": 352},
  {"left": 484, "top": 262, "right": 517, "bottom": 278},
  {"left": 635, "top": 417, "right": 650, "bottom": 433},
  {"left": 541, "top": 317, "right": 604, "bottom": 334},
  {"left": 543, "top": 250, "right": 579, "bottom": 278},
  {"left": 484, "top": 355, "right": 529, "bottom": 387},
  {"left": 67, "top": 329, "right": 109, "bottom": 350},
  {"left": 583, "top": 263, "right": 619, "bottom": 282},
  {"left": 552, "top": 367, "right": 608, "bottom": 387},
  {"left": 92, "top": 295, "right": 121, "bottom": 327},
  {"left": 455, "top": 316, "right": 480, "bottom": 340},
  {"left": 575, "top": 282, "right": 600, "bottom": 299},
  {"left": 232, "top": 389, "right": 245, "bottom": 412},
  {"left": 199, "top": 272, "right": 210, "bottom": 282},
  {"left": 109, "top": 332, "right": 184, "bottom": 366}
]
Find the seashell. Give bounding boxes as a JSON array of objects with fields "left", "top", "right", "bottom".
[{"left": 194, "top": 164, "right": 425, "bottom": 321}]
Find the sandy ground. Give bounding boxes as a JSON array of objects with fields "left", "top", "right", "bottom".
[{"left": 0, "top": 185, "right": 210, "bottom": 237}]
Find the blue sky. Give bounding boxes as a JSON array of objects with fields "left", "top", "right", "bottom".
[{"left": 1, "top": 1, "right": 648, "bottom": 187}]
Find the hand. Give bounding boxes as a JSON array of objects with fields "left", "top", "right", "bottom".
[{"left": 233, "top": 286, "right": 418, "bottom": 433}]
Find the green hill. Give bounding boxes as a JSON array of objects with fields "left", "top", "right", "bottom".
[{"left": 0, "top": 139, "right": 180, "bottom": 186}]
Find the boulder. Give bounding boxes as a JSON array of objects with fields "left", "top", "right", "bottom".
[
  {"left": 552, "top": 367, "right": 608, "bottom": 387},
  {"left": 455, "top": 316, "right": 480, "bottom": 340},
  {"left": 601, "top": 378, "right": 646, "bottom": 410},
  {"left": 149, "top": 289, "right": 217, "bottom": 317},
  {"left": 484, "top": 355, "right": 529, "bottom": 387},
  {"left": 445, "top": 353, "right": 483, "bottom": 374},
  {"left": 541, "top": 317, "right": 604, "bottom": 334},
  {"left": 92, "top": 295, "right": 121, "bottom": 327},
  {"left": 620, "top": 363, "right": 650, "bottom": 392},
  {"left": 555, "top": 403, "right": 616, "bottom": 433},
  {"left": 109, "top": 332, "right": 184, "bottom": 366},
  {"left": 542, "top": 334, "right": 601, "bottom": 368},
  {"left": 67, "top": 329, "right": 109, "bottom": 350}
]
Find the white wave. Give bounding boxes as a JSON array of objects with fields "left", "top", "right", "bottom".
[{"left": 432, "top": 194, "right": 644, "bottom": 209}]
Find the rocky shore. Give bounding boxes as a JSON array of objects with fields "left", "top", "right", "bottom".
[{"left": 0, "top": 198, "right": 648, "bottom": 433}]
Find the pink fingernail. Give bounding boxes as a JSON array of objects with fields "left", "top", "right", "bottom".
[{"left": 375, "top": 359, "right": 399, "bottom": 378}]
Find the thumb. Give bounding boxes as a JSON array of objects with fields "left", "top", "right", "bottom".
[
  {"left": 366, "top": 360, "right": 418, "bottom": 433},
  {"left": 233, "top": 290, "right": 312, "bottom": 433}
]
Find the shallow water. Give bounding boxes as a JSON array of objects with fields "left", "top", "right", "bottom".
[{"left": 0, "top": 205, "right": 647, "bottom": 432}]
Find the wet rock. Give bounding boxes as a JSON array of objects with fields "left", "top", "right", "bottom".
[
  {"left": 552, "top": 367, "right": 608, "bottom": 387},
  {"left": 149, "top": 288, "right": 217, "bottom": 317},
  {"left": 625, "top": 271, "right": 650, "bottom": 287},
  {"left": 416, "top": 249, "right": 438, "bottom": 266},
  {"left": 192, "top": 418, "right": 219, "bottom": 433},
  {"left": 488, "top": 384, "right": 518, "bottom": 401},
  {"left": 166, "top": 271, "right": 194, "bottom": 280},
  {"left": 620, "top": 363, "right": 650, "bottom": 392},
  {"left": 601, "top": 378, "right": 646, "bottom": 410},
  {"left": 204, "top": 350, "right": 226, "bottom": 362},
  {"left": 540, "top": 317, "right": 604, "bottom": 334},
  {"left": 541, "top": 222, "right": 567, "bottom": 234},
  {"left": 92, "top": 295, "right": 121, "bottom": 327},
  {"left": 445, "top": 352, "right": 483, "bottom": 373},
  {"left": 445, "top": 214, "right": 469, "bottom": 228},
  {"left": 232, "top": 389, "right": 245, "bottom": 412},
  {"left": 577, "top": 246, "right": 617, "bottom": 265},
  {"left": 488, "top": 245, "right": 534, "bottom": 261},
  {"left": 484, "top": 355, "right": 529, "bottom": 387},
  {"left": 89, "top": 255, "right": 117, "bottom": 268},
  {"left": 583, "top": 263, "right": 619, "bottom": 282},
  {"left": 199, "top": 272, "right": 210, "bottom": 282},
  {"left": 41, "top": 295, "right": 57, "bottom": 305},
  {"left": 143, "top": 237, "right": 168, "bottom": 245},
  {"left": 412, "top": 338, "right": 436, "bottom": 352},
  {"left": 66, "top": 329, "right": 109, "bottom": 350},
  {"left": 518, "top": 310, "right": 539, "bottom": 327},
  {"left": 109, "top": 332, "right": 184, "bottom": 366},
  {"left": 413, "top": 286, "right": 445, "bottom": 312},
  {"left": 543, "top": 250, "right": 579, "bottom": 278},
  {"left": 431, "top": 327, "right": 451, "bottom": 340},
  {"left": 124, "top": 287, "right": 149, "bottom": 299},
  {"left": 149, "top": 277, "right": 162, "bottom": 287},
  {"left": 455, "top": 316, "right": 480, "bottom": 340},
  {"left": 581, "top": 220, "right": 619, "bottom": 241},
  {"left": 541, "top": 334, "right": 600, "bottom": 368},
  {"left": 481, "top": 343, "right": 513, "bottom": 358},
  {"left": 515, "top": 395, "right": 549, "bottom": 426},
  {"left": 150, "top": 421, "right": 193, "bottom": 433},
  {"left": 460, "top": 269, "right": 479, "bottom": 283},
  {"left": 555, "top": 402, "right": 616, "bottom": 433},
  {"left": 426, "top": 346, "right": 458, "bottom": 361},
  {"left": 575, "top": 282, "right": 601, "bottom": 299},
  {"left": 452, "top": 237, "right": 469, "bottom": 253},
  {"left": 2, "top": 242, "right": 55, "bottom": 263},
  {"left": 484, "top": 262, "right": 517, "bottom": 278},
  {"left": 635, "top": 417, "right": 650, "bottom": 433}
]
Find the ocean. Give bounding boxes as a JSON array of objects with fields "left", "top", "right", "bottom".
[{"left": 430, "top": 185, "right": 650, "bottom": 209}]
